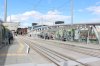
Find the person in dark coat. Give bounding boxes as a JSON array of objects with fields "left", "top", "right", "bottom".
[{"left": 8, "top": 32, "right": 13, "bottom": 44}]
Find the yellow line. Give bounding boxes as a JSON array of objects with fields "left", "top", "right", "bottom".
[
  {"left": 17, "top": 39, "right": 24, "bottom": 53},
  {"left": 0, "top": 53, "right": 26, "bottom": 56},
  {"left": 0, "top": 38, "right": 26, "bottom": 57}
]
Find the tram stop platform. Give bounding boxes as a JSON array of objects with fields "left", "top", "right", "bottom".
[{"left": 0, "top": 37, "right": 53, "bottom": 66}]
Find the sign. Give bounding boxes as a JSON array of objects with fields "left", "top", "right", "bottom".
[{"left": 55, "top": 21, "right": 64, "bottom": 24}]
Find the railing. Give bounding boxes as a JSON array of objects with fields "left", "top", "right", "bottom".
[{"left": 92, "top": 26, "right": 100, "bottom": 44}]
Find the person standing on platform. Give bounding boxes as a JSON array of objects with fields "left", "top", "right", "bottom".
[{"left": 8, "top": 32, "right": 13, "bottom": 44}]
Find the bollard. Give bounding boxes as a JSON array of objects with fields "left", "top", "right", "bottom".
[
  {"left": 27, "top": 47, "right": 30, "bottom": 54},
  {"left": 25, "top": 43, "right": 30, "bottom": 54}
]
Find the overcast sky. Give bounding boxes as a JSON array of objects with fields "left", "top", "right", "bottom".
[{"left": 0, "top": 0, "right": 100, "bottom": 27}]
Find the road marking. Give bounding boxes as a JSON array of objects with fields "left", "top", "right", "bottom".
[
  {"left": 0, "top": 53, "right": 26, "bottom": 56},
  {"left": 0, "top": 38, "right": 26, "bottom": 57},
  {"left": 16, "top": 39, "right": 24, "bottom": 53}
]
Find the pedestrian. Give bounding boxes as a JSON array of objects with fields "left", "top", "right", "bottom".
[
  {"left": 8, "top": 32, "right": 11, "bottom": 44},
  {"left": 8, "top": 32, "right": 13, "bottom": 44}
]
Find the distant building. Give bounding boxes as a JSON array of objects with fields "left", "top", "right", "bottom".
[
  {"left": 27, "top": 24, "right": 49, "bottom": 36},
  {"left": 32, "top": 23, "right": 38, "bottom": 26},
  {"left": 2, "top": 22, "right": 20, "bottom": 31},
  {"left": 32, "top": 23, "right": 38, "bottom": 29},
  {"left": 32, "top": 25, "right": 48, "bottom": 30},
  {"left": 17, "top": 28, "right": 27, "bottom": 35}
]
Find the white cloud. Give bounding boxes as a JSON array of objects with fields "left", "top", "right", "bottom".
[
  {"left": 90, "top": 18, "right": 100, "bottom": 22},
  {"left": 20, "top": 22, "right": 31, "bottom": 28},
  {"left": 86, "top": 6, "right": 100, "bottom": 15},
  {"left": 77, "top": 1, "right": 100, "bottom": 15},
  {"left": 47, "top": 10, "right": 61, "bottom": 15},
  {"left": 7, "top": 11, "right": 42, "bottom": 22},
  {"left": 38, "top": 10, "right": 70, "bottom": 25},
  {"left": 7, "top": 10, "right": 70, "bottom": 26}
]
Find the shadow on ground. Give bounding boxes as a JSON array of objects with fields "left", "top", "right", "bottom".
[
  {"left": 0, "top": 39, "right": 14, "bottom": 66},
  {"left": 0, "top": 21, "right": 16, "bottom": 66}
]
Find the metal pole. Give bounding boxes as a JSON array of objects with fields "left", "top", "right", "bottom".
[
  {"left": 87, "top": 29, "right": 90, "bottom": 44},
  {"left": 4, "top": 0, "right": 7, "bottom": 22},
  {"left": 71, "top": 0, "right": 73, "bottom": 26},
  {"left": 0, "top": 23, "right": 2, "bottom": 44},
  {"left": 70, "top": 0, "right": 74, "bottom": 41},
  {"left": 10, "top": 16, "right": 11, "bottom": 22}
]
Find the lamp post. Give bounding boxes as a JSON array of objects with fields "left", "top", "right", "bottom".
[{"left": 4, "top": 0, "right": 7, "bottom": 22}]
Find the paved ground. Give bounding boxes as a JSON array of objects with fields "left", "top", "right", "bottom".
[
  {"left": 0, "top": 36, "right": 52, "bottom": 66},
  {"left": 0, "top": 37, "right": 31, "bottom": 66},
  {"left": 2, "top": 35, "right": 100, "bottom": 66},
  {"left": 24, "top": 35, "right": 100, "bottom": 66}
]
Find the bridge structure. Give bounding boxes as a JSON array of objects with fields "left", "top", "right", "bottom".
[{"left": 29, "top": 22, "right": 100, "bottom": 44}]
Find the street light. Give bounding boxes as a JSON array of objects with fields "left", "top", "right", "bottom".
[{"left": 4, "top": 0, "right": 7, "bottom": 22}]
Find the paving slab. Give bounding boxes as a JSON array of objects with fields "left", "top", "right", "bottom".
[
  {"left": 0, "top": 36, "right": 52, "bottom": 66},
  {"left": 5, "top": 63, "right": 56, "bottom": 66}
]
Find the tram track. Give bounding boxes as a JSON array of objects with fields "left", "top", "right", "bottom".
[
  {"left": 26, "top": 37, "right": 100, "bottom": 58},
  {"left": 38, "top": 40, "right": 100, "bottom": 58},
  {"left": 20, "top": 37, "right": 88, "bottom": 66}
]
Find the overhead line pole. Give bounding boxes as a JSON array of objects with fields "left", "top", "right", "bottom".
[
  {"left": 4, "top": 0, "right": 7, "bottom": 22},
  {"left": 71, "top": 0, "right": 73, "bottom": 26},
  {"left": 70, "top": 0, "right": 74, "bottom": 41}
]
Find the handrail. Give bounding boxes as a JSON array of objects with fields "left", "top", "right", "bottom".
[{"left": 92, "top": 26, "right": 100, "bottom": 44}]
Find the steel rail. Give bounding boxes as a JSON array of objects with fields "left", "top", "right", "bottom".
[{"left": 21, "top": 37, "right": 88, "bottom": 66}]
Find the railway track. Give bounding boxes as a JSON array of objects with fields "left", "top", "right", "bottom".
[
  {"left": 20, "top": 37, "right": 88, "bottom": 66},
  {"left": 38, "top": 40, "right": 100, "bottom": 58},
  {"left": 26, "top": 37, "right": 100, "bottom": 58}
]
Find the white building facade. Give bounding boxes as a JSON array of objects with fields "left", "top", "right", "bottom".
[{"left": 2, "top": 22, "right": 20, "bottom": 31}]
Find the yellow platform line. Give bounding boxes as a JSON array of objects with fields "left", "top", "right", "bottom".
[
  {"left": 0, "top": 38, "right": 26, "bottom": 57},
  {"left": 16, "top": 39, "right": 24, "bottom": 53},
  {"left": 0, "top": 53, "right": 26, "bottom": 56}
]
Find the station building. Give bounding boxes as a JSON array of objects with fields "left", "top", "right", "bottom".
[
  {"left": 2, "top": 22, "right": 20, "bottom": 32},
  {"left": 17, "top": 28, "right": 28, "bottom": 35},
  {"left": 2, "top": 22, "right": 20, "bottom": 37}
]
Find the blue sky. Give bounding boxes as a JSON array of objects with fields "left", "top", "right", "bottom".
[{"left": 0, "top": 0, "right": 100, "bottom": 27}]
